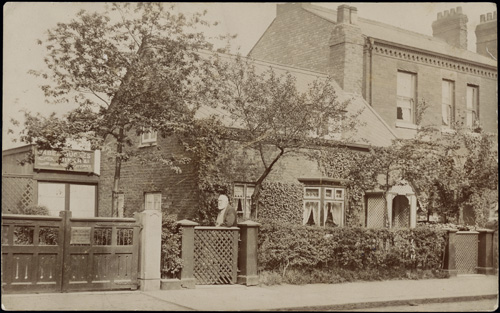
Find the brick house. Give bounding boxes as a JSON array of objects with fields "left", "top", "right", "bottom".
[
  {"left": 247, "top": 3, "right": 498, "bottom": 226},
  {"left": 98, "top": 56, "right": 399, "bottom": 227},
  {"left": 98, "top": 4, "right": 497, "bottom": 228},
  {"left": 248, "top": 3, "right": 497, "bottom": 139}
]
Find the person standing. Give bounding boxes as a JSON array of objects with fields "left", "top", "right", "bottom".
[{"left": 215, "top": 194, "right": 237, "bottom": 227}]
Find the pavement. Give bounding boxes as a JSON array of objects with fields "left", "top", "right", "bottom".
[{"left": 1, "top": 275, "right": 498, "bottom": 311}]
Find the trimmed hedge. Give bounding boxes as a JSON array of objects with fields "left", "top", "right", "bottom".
[
  {"left": 161, "top": 215, "right": 183, "bottom": 279},
  {"left": 257, "top": 219, "right": 448, "bottom": 283}
]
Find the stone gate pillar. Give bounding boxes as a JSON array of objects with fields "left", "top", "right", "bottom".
[
  {"left": 135, "top": 209, "right": 162, "bottom": 291},
  {"left": 177, "top": 219, "right": 198, "bottom": 289}
]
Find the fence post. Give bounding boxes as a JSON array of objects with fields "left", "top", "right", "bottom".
[
  {"left": 477, "top": 229, "right": 495, "bottom": 275},
  {"left": 443, "top": 228, "right": 458, "bottom": 277},
  {"left": 177, "top": 219, "right": 198, "bottom": 289},
  {"left": 237, "top": 220, "right": 261, "bottom": 286},
  {"left": 135, "top": 209, "right": 162, "bottom": 291}
]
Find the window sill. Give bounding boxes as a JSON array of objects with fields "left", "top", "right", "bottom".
[
  {"left": 138, "top": 142, "right": 157, "bottom": 148},
  {"left": 395, "top": 120, "right": 419, "bottom": 130},
  {"left": 440, "top": 126, "right": 456, "bottom": 134}
]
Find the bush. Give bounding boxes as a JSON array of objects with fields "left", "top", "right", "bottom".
[
  {"left": 20, "top": 205, "right": 50, "bottom": 216},
  {"left": 257, "top": 219, "right": 448, "bottom": 285},
  {"left": 161, "top": 214, "right": 183, "bottom": 279}
]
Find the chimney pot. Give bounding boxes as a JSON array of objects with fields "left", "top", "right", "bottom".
[
  {"left": 349, "top": 6, "right": 358, "bottom": 24},
  {"left": 487, "top": 12, "right": 492, "bottom": 21},
  {"left": 444, "top": 10, "right": 450, "bottom": 17},
  {"left": 480, "top": 14, "right": 486, "bottom": 23},
  {"left": 456, "top": 7, "right": 463, "bottom": 14},
  {"left": 438, "top": 12, "right": 443, "bottom": 19},
  {"left": 337, "top": 4, "right": 351, "bottom": 24},
  {"left": 450, "top": 8, "right": 456, "bottom": 15},
  {"left": 494, "top": 11, "right": 497, "bottom": 20}
]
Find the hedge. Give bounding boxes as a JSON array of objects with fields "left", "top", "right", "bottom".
[
  {"left": 257, "top": 219, "right": 448, "bottom": 283},
  {"left": 161, "top": 214, "right": 183, "bottom": 279}
]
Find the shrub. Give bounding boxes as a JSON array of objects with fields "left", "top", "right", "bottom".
[
  {"left": 257, "top": 219, "right": 448, "bottom": 284},
  {"left": 161, "top": 214, "right": 183, "bottom": 279},
  {"left": 20, "top": 205, "right": 50, "bottom": 216}
]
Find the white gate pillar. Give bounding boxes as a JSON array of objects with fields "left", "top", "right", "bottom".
[
  {"left": 386, "top": 192, "right": 397, "bottom": 228},
  {"left": 135, "top": 209, "right": 162, "bottom": 291},
  {"left": 408, "top": 193, "right": 417, "bottom": 228}
]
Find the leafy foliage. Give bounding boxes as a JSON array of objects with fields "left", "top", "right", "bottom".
[
  {"left": 257, "top": 219, "right": 448, "bottom": 282},
  {"left": 258, "top": 182, "right": 304, "bottom": 224},
  {"left": 161, "top": 214, "right": 183, "bottom": 279},
  {"left": 213, "top": 55, "right": 362, "bottom": 218},
  {"left": 15, "top": 3, "right": 230, "bottom": 215}
]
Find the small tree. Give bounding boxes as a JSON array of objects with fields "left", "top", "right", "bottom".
[
  {"left": 13, "top": 3, "right": 229, "bottom": 216},
  {"left": 215, "top": 56, "right": 361, "bottom": 217}
]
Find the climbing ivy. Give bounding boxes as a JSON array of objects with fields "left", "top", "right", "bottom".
[{"left": 258, "top": 182, "right": 304, "bottom": 224}]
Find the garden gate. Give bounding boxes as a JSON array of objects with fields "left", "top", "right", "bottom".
[
  {"left": 193, "top": 226, "right": 239, "bottom": 285},
  {"left": 1, "top": 211, "right": 140, "bottom": 294},
  {"left": 454, "top": 231, "right": 479, "bottom": 274}
]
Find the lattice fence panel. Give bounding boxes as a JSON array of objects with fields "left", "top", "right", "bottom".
[
  {"left": 455, "top": 232, "right": 478, "bottom": 274},
  {"left": 367, "top": 195, "right": 386, "bottom": 228},
  {"left": 193, "top": 229, "right": 238, "bottom": 285},
  {"left": 393, "top": 205, "right": 410, "bottom": 228},
  {"left": 2, "top": 176, "right": 35, "bottom": 214}
]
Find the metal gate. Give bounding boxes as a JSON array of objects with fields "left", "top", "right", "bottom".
[
  {"left": 455, "top": 231, "right": 479, "bottom": 274},
  {"left": 193, "top": 227, "right": 239, "bottom": 285},
  {"left": 2, "top": 212, "right": 140, "bottom": 293}
]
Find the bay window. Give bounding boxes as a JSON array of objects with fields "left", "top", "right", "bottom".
[{"left": 303, "top": 186, "right": 345, "bottom": 227}]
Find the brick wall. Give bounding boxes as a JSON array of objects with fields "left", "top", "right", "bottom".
[
  {"left": 370, "top": 49, "right": 498, "bottom": 135},
  {"left": 98, "top": 133, "right": 199, "bottom": 219},
  {"left": 249, "top": 4, "right": 333, "bottom": 73}
]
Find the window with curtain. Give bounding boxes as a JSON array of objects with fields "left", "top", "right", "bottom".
[
  {"left": 442, "top": 80, "right": 455, "bottom": 127},
  {"left": 397, "top": 71, "right": 416, "bottom": 123},
  {"left": 234, "top": 183, "right": 254, "bottom": 219},
  {"left": 303, "top": 186, "right": 345, "bottom": 227}
]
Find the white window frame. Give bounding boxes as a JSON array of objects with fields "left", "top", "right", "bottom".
[
  {"left": 466, "top": 85, "right": 479, "bottom": 128},
  {"left": 234, "top": 183, "right": 254, "bottom": 219},
  {"left": 140, "top": 127, "right": 157, "bottom": 145},
  {"left": 323, "top": 201, "right": 344, "bottom": 227},
  {"left": 442, "top": 80, "right": 455, "bottom": 127},
  {"left": 303, "top": 186, "right": 345, "bottom": 227},
  {"left": 397, "top": 71, "right": 417, "bottom": 124},
  {"left": 145, "top": 192, "right": 161, "bottom": 211}
]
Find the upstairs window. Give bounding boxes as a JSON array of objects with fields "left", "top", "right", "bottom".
[
  {"left": 140, "top": 127, "right": 157, "bottom": 145},
  {"left": 442, "top": 80, "right": 455, "bottom": 127},
  {"left": 397, "top": 71, "right": 416, "bottom": 123},
  {"left": 234, "top": 183, "right": 254, "bottom": 219},
  {"left": 466, "top": 85, "right": 479, "bottom": 128},
  {"left": 303, "top": 186, "right": 345, "bottom": 227}
]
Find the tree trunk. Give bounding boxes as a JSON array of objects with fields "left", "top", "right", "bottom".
[
  {"left": 250, "top": 148, "right": 284, "bottom": 219},
  {"left": 111, "top": 127, "right": 125, "bottom": 217}
]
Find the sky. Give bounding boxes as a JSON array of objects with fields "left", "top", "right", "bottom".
[{"left": 2, "top": 2, "right": 497, "bottom": 150}]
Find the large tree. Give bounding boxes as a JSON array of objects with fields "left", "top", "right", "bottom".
[
  {"left": 214, "top": 56, "right": 362, "bottom": 218},
  {"left": 14, "top": 3, "right": 228, "bottom": 216}
]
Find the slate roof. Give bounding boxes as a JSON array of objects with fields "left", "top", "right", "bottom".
[
  {"left": 303, "top": 3, "right": 497, "bottom": 68},
  {"left": 195, "top": 53, "right": 397, "bottom": 147}
]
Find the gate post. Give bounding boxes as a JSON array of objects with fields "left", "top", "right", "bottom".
[
  {"left": 443, "top": 228, "right": 458, "bottom": 277},
  {"left": 477, "top": 229, "right": 495, "bottom": 275},
  {"left": 135, "top": 210, "right": 162, "bottom": 291},
  {"left": 237, "top": 220, "right": 260, "bottom": 286},
  {"left": 177, "top": 220, "right": 198, "bottom": 289}
]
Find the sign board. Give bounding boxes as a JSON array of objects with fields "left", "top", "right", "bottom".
[
  {"left": 70, "top": 227, "right": 92, "bottom": 245},
  {"left": 34, "top": 148, "right": 94, "bottom": 173}
]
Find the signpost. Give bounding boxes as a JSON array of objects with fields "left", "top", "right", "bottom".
[{"left": 34, "top": 148, "right": 94, "bottom": 173}]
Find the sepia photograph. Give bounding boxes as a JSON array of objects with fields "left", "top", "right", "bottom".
[{"left": 2, "top": 2, "right": 498, "bottom": 311}]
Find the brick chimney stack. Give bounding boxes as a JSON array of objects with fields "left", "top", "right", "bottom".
[
  {"left": 329, "top": 5, "right": 364, "bottom": 95},
  {"left": 475, "top": 11, "right": 497, "bottom": 60},
  {"left": 432, "top": 6, "right": 469, "bottom": 50}
]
